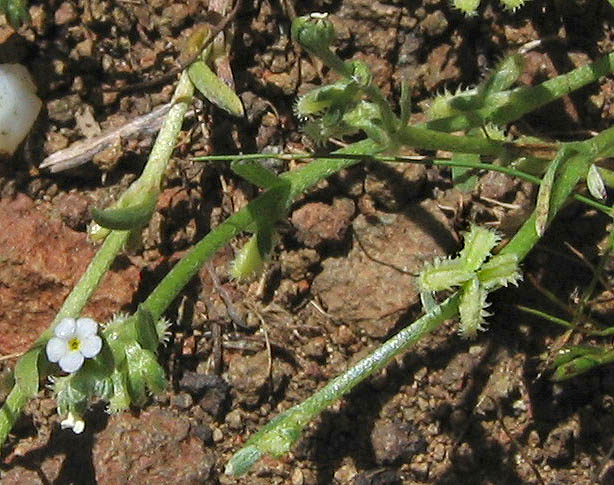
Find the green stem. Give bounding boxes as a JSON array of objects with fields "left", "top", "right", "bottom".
[
  {"left": 140, "top": 72, "right": 194, "bottom": 187},
  {"left": 225, "top": 294, "right": 461, "bottom": 476},
  {"left": 396, "top": 125, "right": 508, "bottom": 156}
]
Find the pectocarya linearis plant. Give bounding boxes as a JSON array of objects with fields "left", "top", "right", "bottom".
[{"left": 0, "top": 8, "right": 613, "bottom": 480}]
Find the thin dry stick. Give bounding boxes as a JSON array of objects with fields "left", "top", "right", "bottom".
[
  {"left": 563, "top": 241, "right": 611, "bottom": 296},
  {"left": 206, "top": 262, "right": 249, "bottom": 329},
  {"left": 0, "top": 352, "right": 24, "bottom": 362},
  {"left": 40, "top": 103, "right": 172, "bottom": 172},
  {"left": 254, "top": 311, "right": 273, "bottom": 385},
  {"left": 496, "top": 403, "right": 545, "bottom": 485}
]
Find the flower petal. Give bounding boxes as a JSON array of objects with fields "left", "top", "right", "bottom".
[
  {"left": 76, "top": 317, "right": 98, "bottom": 338},
  {"left": 46, "top": 337, "right": 67, "bottom": 363},
  {"left": 55, "top": 318, "right": 76, "bottom": 338},
  {"left": 59, "top": 351, "right": 84, "bottom": 373},
  {"left": 80, "top": 335, "right": 102, "bottom": 358}
]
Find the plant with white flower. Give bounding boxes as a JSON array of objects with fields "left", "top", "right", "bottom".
[
  {"left": 46, "top": 317, "right": 103, "bottom": 373},
  {"left": 47, "top": 308, "right": 170, "bottom": 435}
]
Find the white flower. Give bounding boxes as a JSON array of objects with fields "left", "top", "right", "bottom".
[
  {"left": 60, "top": 412, "right": 85, "bottom": 434},
  {"left": 46, "top": 317, "right": 102, "bottom": 373}
]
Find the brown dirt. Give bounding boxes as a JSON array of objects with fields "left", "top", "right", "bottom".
[{"left": 2, "top": 0, "right": 614, "bottom": 484}]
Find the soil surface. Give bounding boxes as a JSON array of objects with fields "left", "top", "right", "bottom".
[{"left": 2, "top": 0, "right": 614, "bottom": 484}]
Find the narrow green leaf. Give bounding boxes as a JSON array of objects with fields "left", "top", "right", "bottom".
[
  {"left": 458, "top": 224, "right": 500, "bottom": 272},
  {"left": 458, "top": 277, "right": 487, "bottom": 339},
  {"left": 14, "top": 348, "right": 41, "bottom": 397},
  {"left": 188, "top": 60, "right": 244, "bottom": 117},
  {"left": 551, "top": 345, "right": 602, "bottom": 368},
  {"left": 225, "top": 446, "right": 264, "bottom": 476},
  {"left": 91, "top": 196, "right": 157, "bottom": 231},
  {"left": 231, "top": 159, "right": 281, "bottom": 189},
  {"left": 535, "top": 149, "right": 567, "bottom": 236}
]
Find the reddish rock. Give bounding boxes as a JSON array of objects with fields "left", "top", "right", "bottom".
[{"left": 0, "top": 194, "right": 140, "bottom": 354}]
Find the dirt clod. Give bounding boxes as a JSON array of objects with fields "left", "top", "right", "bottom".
[
  {"left": 291, "top": 198, "right": 355, "bottom": 248},
  {"left": 92, "top": 407, "right": 214, "bottom": 484},
  {"left": 370, "top": 419, "right": 426, "bottom": 465}
]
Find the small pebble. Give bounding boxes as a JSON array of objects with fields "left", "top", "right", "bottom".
[
  {"left": 170, "top": 392, "right": 193, "bottom": 410},
  {"left": 212, "top": 427, "right": 224, "bottom": 443}
]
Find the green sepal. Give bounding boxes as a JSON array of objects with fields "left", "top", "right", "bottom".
[
  {"left": 418, "top": 258, "right": 473, "bottom": 292},
  {"left": 451, "top": 0, "right": 480, "bottom": 15},
  {"left": 54, "top": 375, "right": 87, "bottom": 417},
  {"left": 477, "top": 253, "right": 522, "bottom": 289},
  {"left": 343, "top": 101, "right": 389, "bottom": 147},
  {"left": 457, "top": 224, "right": 500, "bottom": 272},
  {"left": 458, "top": 277, "right": 489, "bottom": 339},
  {"left": 294, "top": 79, "right": 359, "bottom": 119},
  {"left": 134, "top": 306, "right": 159, "bottom": 353},
  {"left": 125, "top": 343, "right": 148, "bottom": 406},
  {"left": 188, "top": 60, "right": 244, "bottom": 117},
  {"left": 499, "top": 0, "right": 526, "bottom": 11},
  {"left": 108, "top": 369, "right": 131, "bottom": 413},
  {"left": 52, "top": 348, "right": 114, "bottom": 417},
  {"left": 230, "top": 230, "right": 269, "bottom": 280},
  {"left": 291, "top": 14, "right": 335, "bottom": 55},
  {"left": 1, "top": 0, "right": 29, "bottom": 28},
  {"left": 136, "top": 349, "right": 167, "bottom": 395}
]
